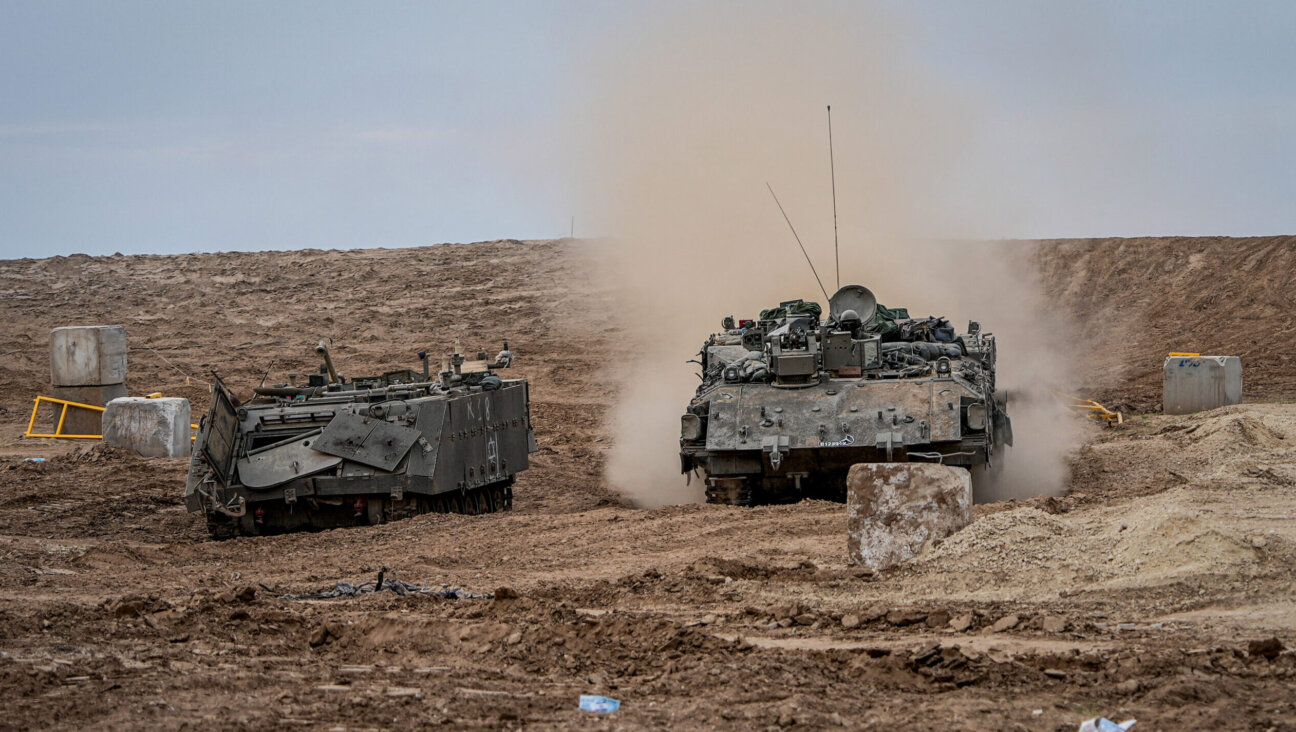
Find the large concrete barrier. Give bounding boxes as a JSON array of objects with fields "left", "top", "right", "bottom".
[
  {"left": 102, "top": 397, "right": 191, "bottom": 458},
  {"left": 1163, "top": 355, "right": 1242, "bottom": 414},
  {"left": 847, "top": 462, "right": 972, "bottom": 571},
  {"left": 51, "top": 325, "right": 127, "bottom": 387}
]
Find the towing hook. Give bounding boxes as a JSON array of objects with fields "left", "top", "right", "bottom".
[{"left": 769, "top": 448, "right": 783, "bottom": 470}]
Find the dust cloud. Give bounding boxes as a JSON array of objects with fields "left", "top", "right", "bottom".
[{"left": 562, "top": 3, "right": 1086, "bottom": 506}]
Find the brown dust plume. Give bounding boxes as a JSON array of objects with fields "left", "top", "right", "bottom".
[{"left": 560, "top": 3, "right": 1087, "bottom": 506}]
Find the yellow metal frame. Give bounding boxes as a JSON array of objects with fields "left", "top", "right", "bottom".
[
  {"left": 24, "top": 394, "right": 200, "bottom": 441},
  {"left": 24, "top": 396, "right": 105, "bottom": 439},
  {"left": 1054, "top": 391, "right": 1123, "bottom": 427}
]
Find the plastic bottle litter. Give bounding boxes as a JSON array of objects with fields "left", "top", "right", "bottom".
[
  {"left": 579, "top": 695, "right": 621, "bottom": 713},
  {"left": 1079, "top": 718, "right": 1136, "bottom": 732},
  {"left": 23, "top": 458, "right": 45, "bottom": 463}
]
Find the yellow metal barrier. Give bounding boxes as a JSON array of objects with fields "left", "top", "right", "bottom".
[
  {"left": 24, "top": 394, "right": 200, "bottom": 441},
  {"left": 23, "top": 396, "right": 105, "bottom": 439},
  {"left": 1054, "top": 391, "right": 1123, "bottom": 427}
]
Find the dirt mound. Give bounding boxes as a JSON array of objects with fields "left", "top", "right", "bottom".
[
  {"left": 912, "top": 484, "right": 1282, "bottom": 601},
  {"left": 898, "top": 405, "right": 1296, "bottom": 603}
]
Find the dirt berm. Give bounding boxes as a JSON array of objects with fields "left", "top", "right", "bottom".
[{"left": 1032, "top": 235, "right": 1296, "bottom": 410}]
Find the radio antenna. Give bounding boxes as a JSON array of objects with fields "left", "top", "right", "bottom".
[
  {"left": 767, "top": 182, "right": 830, "bottom": 304},
  {"left": 827, "top": 105, "right": 840, "bottom": 290}
]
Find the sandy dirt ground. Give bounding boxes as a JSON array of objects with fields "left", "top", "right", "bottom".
[{"left": 1, "top": 239, "right": 1294, "bottom": 730}]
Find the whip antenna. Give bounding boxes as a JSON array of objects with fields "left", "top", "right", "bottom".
[
  {"left": 767, "top": 182, "right": 830, "bottom": 304},
  {"left": 828, "top": 105, "right": 840, "bottom": 290}
]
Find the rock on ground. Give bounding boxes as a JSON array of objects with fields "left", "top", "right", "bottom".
[
  {"left": 101, "top": 397, "right": 191, "bottom": 458},
  {"left": 846, "top": 462, "right": 972, "bottom": 571}
]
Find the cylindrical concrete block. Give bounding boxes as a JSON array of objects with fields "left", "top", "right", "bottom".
[
  {"left": 50, "top": 384, "right": 129, "bottom": 436},
  {"left": 51, "top": 325, "right": 127, "bottom": 386},
  {"left": 1163, "top": 356, "right": 1242, "bottom": 415},
  {"left": 102, "top": 397, "right": 191, "bottom": 458}
]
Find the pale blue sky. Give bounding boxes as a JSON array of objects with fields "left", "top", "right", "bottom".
[{"left": 3, "top": 1, "right": 1296, "bottom": 257}]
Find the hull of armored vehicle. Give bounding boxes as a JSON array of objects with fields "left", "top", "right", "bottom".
[
  {"left": 680, "top": 285, "right": 1010, "bottom": 505},
  {"left": 186, "top": 347, "right": 535, "bottom": 537},
  {"left": 682, "top": 376, "right": 998, "bottom": 504}
]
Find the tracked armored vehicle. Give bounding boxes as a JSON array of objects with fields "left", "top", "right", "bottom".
[
  {"left": 680, "top": 285, "right": 1011, "bottom": 505},
  {"left": 186, "top": 342, "right": 536, "bottom": 537}
]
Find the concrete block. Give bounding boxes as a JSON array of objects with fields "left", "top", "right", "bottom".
[
  {"left": 50, "top": 384, "right": 128, "bottom": 436},
  {"left": 847, "top": 462, "right": 972, "bottom": 571},
  {"left": 1163, "top": 355, "right": 1242, "bottom": 415},
  {"left": 51, "top": 325, "right": 127, "bottom": 386},
  {"left": 102, "top": 397, "right": 191, "bottom": 458}
]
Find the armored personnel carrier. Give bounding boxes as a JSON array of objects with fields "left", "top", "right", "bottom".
[
  {"left": 679, "top": 285, "right": 1011, "bottom": 505},
  {"left": 186, "top": 341, "right": 536, "bottom": 537}
]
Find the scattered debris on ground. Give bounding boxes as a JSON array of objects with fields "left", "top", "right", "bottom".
[{"left": 280, "top": 568, "right": 493, "bottom": 601}]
